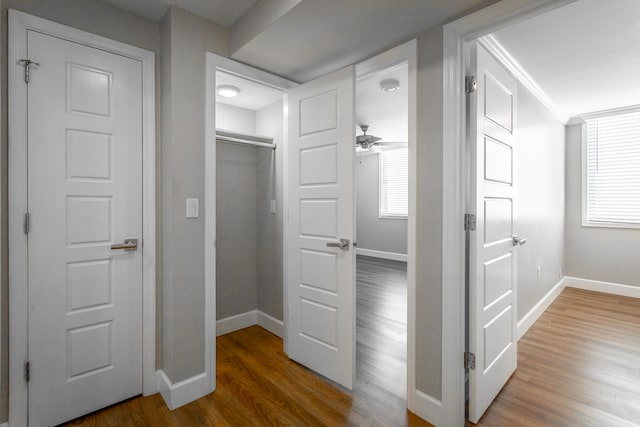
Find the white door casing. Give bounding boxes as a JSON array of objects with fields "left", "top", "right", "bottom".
[
  {"left": 285, "top": 66, "right": 356, "bottom": 389},
  {"left": 9, "top": 10, "right": 156, "bottom": 427},
  {"left": 468, "top": 42, "right": 519, "bottom": 423}
]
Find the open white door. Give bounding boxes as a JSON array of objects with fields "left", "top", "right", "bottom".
[
  {"left": 468, "top": 43, "right": 520, "bottom": 423},
  {"left": 285, "top": 66, "right": 355, "bottom": 389}
]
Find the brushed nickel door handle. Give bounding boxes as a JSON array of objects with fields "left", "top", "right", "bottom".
[
  {"left": 111, "top": 238, "right": 138, "bottom": 251},
  {"left": 326, "top": 238, "right": 350, "bottom": 250}
]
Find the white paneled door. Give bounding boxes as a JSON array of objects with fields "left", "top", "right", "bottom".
[
  {"left": 286, "top": 67, "right": 355, "bottom": 389},
  {"left": 27, "top": 31, "right": 143, "bottom": 427},
  {"left": 468, "top": 43, "right": 519, "bottom": 423}
]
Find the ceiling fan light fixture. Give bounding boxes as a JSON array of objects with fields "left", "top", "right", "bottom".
[
  {"left": 380, "top": 78, "right": 400, "bottom": 93},
  {"left": 217, "top": 84, "right": 240, "bottom": 98}
]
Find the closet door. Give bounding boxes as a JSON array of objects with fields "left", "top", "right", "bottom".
[{"left": 285, "top": 66, "right": 355, "bottom": 389}]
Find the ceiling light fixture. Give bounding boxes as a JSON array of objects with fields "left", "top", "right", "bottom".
[
  {"left": 217, "top": 84, "right": 240, "bottom": 98},
  {"left": 380, "top": 78, "right": 400, "bottom": 93}
]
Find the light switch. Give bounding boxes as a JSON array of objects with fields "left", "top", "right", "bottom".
[{"left": 186, "top": 198, "right": 199, "bottom": 218}]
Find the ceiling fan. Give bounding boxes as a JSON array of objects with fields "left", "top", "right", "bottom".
[{"left": 356, "top": 125, "right": 383, "bottom": 152}]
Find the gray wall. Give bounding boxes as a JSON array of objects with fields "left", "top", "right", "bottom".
[
  {"left": 356, "top": 153, "right": 408, "bottom": 255},
  {"left": 160, "top": 6, "right": 229, "bottom": 383},
  {"left": 415, "top": 25, "right": 444, "bottom": 399},
  {"left": 216, "top": 142, "right": 259, "bottom": 319},
  {"left": 515, "top": 84, "right": 565, "bottom": 320},
  {"left": 565, "top": 124, "right": 640, "bottom": 286},
  {"left": 0, "top": 0, "right": 162, "bottom": 420},
  {"left": 256, "top": 100, "right": 284, "bottom": 321}
]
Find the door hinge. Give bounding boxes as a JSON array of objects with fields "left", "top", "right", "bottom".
[
  {"left": 24, "top": 212, "right": 30, "bottom": 234},
  {"left": 464, "top": 352, "right": 476, "bottom": 370},
  {"left": 464, "top": 213, "right": 476, "bottom": 231},
  {"left": 465, "top": 75, "right": 477, "bottom": 94},
  {"left": 24, "top": 362, "right": 30, "bottom": 382},
  {"left": 18, "top": 59, "right": 40, "bottom": 84}
]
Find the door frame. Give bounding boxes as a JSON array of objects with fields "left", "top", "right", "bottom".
[
  {"left": 441, "top": 0, "right": 575, "bottom": 425},
  {"left": 204, "top": 52, "right": 297, "bottom": 392},
  {"left": 8, "top": 10, "right": 156, "bottom": 426},
  {"left": 353, "top": 39, "right": 418, "bottom": 411}
]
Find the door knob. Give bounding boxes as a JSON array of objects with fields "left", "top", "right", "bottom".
[
  {"left": 326, "top": 238, "right": 350, "bottom": 250},
  {"left": 111, "top": 238, "right": 138, "bottom": 251},
  {"left": 511, "top": 235, "right": 527, "bottom": 246}
]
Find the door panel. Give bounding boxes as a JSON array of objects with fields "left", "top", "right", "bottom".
[
  {"left": 286, "top": 66, "right": 355, "bottom": 389},
  {"left": 28, "top": 30, "right": 143, "bottom": 427},
  {"left": 468, "top": 43, "right": 519, "bottom": 423}
]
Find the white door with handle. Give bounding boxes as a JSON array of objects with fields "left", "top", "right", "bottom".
[
  {"left": 468, "top": 42, "right": 520, "bottom": 423},
  {"left": 26, "top": 29, "right": 144, "bottom": 427},
  {"left": 285, "top": 66, "right": 355, "bottom": 389}
]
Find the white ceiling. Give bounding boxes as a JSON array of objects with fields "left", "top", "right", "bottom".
[
  {"left": 492, "top": 0, "right": 640, "bottom": 119},
  {"left": 98, "top": 0, "right": 258, "bottom": 27},
  {"left": 100, "top": 0, "right": 493, "bottom": 83},
  {"left": 356, "top": 64, "right": 408, "bottom": 143},
  {"left": 231, "top": 0, "right": 493, "bottom": 83},
  {"left": 216, "top": 72, "right": 283, "bottom": 111}
]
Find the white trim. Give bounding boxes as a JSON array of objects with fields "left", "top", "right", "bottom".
[
  {"left": 355, "top": 39, "right": 418, "bottom": 416},
  {"left": 565, "top": 277, "right": 640, "bottom": 299},
  {"left": 572, "top": 103, "right": 640, "bottom": 122},
  {"left": 516, "top": 278, "right": 566, "bottom": 340},
  {"left": 411, "top": 390, "right": 442, "bottom": 427},
  {"left": 478, "top": 34, "right": 568, "bottom": 124},
  {"left": 204, "top": 52, "right": 218, "bottom": 394},
  {"left": 216, "top": 311, "right": 258, "bottom": 336},
  {"left": 216, "top": 310, "right": 284, "bottom": 338},
  {"left": 356, "top": 248, "right": 407, "bottom": 262},
  {"left": 442, "top": 2, "right": 575, "bottom": 426},
  {"left": 257, "top": 311, "right": 285, "bottom": 337},
  {"left": 8, "top": 10, "right": 156, "bottom": 427},
  {"left": 156, "top": 370, "right": 209, "bottom": 411}
]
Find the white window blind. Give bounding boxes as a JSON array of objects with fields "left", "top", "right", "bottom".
[
  {"left": 379, "top": 148, "right": 408, "bottom": 217},
  {"left": 585, "top": 110, "right": 640, "bottom": 225}
]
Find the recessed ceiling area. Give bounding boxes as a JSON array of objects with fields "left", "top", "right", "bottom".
[
  {"left": 97, "top": 0, "right": 258, "bottom": 27},
  {"left": 491, "top": 0, "right": 640, "bottom": 119},
  {"left": 215, "top": 72, "right": 283, "bottom": 111},
  {"left": 356, "top": 64, "right": 408, "bottom": 143}
]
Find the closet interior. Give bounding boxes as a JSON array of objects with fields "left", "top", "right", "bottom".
[{"left": 215, "top": 71, "right": 285, "bottom": 334}]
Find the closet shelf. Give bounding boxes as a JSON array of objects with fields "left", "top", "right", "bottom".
[{"left": 216, "top": 128, "right": 276, "bottom": 150}]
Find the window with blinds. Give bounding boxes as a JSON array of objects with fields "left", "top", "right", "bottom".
[
  {"left": 379, "top": 148, "right": 408, "bottom": 218},
  {"left": 584, "top": 110, "right": 640, "bottom": 226}
]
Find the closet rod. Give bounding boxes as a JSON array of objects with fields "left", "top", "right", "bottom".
[{"left": 216, "top": 129, "right": 276, "bottom": 150}]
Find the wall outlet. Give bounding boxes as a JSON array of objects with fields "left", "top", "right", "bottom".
[
  {"left": 536, "top": 266, "right": 542, "bottom": 280},
  {"left": 270, "top": 200, "right": 276, "bottom": 214},
  {"left": 186, "top": 198, "right": 199, "bottom": 218}
]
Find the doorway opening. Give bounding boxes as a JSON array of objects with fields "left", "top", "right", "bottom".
[
  {"left": 213, "top": 69, "right": 287, "bottom": 339},
  {"left": 354, "top": 61, "right": 409, "bottom": 407}
]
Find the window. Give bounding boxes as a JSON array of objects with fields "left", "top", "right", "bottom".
[
  {"left": 379, "top": 147, "right": 408, "bottom": 218},
  {"left": 584, "top": 110, "right": 640, "bottom": 227}
]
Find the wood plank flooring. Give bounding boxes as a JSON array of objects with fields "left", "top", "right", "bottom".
[
  {"left": 63, "top": 325, "right": 429, "bottom": 426},
  {"left": 471, "top": 287, "right": 640, "bottom": 427},
  {"left": 62, "top": 256, "right": 421, "bottom": 426},
  {"left": 356, "top": 255, "right": 408, "bottom": 404}
]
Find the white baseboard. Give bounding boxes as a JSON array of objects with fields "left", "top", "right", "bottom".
[
  {"left": 216, "top": 310, "right": 257, "bottom": 336},
  {"left": 356, "top": 248, "right": 407, "bottom": 262},
  {"left": 257, "top": 311, "right": 284, "bottom": 337},
  {"left": 156, "top": 370, "right": 210, "bottom": 410},
  {"left": 409, "top": 390, "right": 441, "bottom": 427},
  {"left": 565, "top": 276, "right": 640, "bottom": 299},
  {"left": 217, "top": 310, "right": 283, "bottom": 337},
  {"left": 516, "top": 277, "right": 566, "bottom": 341}
]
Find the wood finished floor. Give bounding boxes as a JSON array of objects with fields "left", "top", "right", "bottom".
[
  {"left": 471, "top": 287, "right": 640, "bottom": 427},
  {"left": 63, "top": 256, "right": 424, "bottom": 426},
  {"left": 356, "top": 255, "right": 408, "bottom": 404}
]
